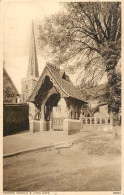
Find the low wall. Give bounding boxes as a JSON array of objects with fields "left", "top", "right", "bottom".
[
  {"left": 82, "top": 124, "right": 113, "bottom": 133},
  {"left": 63, "top": 119, "right": 81, "bottom": 135},
  {"left": 81, "top": 117, "right": 113, "bottom": 134},
  {"left": 30, "top": 120, "right": 51, "bottom": 133},
  {"left": 30, "top": 120, "right": 40, "bottom": 133},
  {"left": 113, "top": 126, "right": 121, "bottom": 137},
  {"left": 41, "top": 121, "right": 51, "bottom": 131},
  {"left": 30, "top": 119, "right": 81, "bottom": 135},
  {"left": 3, "top": 103, "right": 29, "bottom": 136}
]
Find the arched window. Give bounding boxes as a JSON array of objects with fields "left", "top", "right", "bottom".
[
  {"left": 15, "top": 97, "right": 18, "bottom": 103},
  {"left": 87, "top": 113, "right": 90, "bottom": 117},
  {"left": 108, "top": 118, "right": 110, "bottom": 124}
]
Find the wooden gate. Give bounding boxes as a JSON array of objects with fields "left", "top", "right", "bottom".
[{"left": 53, "top": 117, "right": 63, "bottom": 131}]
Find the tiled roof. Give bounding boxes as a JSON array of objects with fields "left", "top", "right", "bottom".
[
  {"left": 3, "top": 68, "right": 19, "bottom": 95},
  {"left": 3, "top": 67, "right": 20, "bottom": 103},
  {"left": 28, "top": 63, "right": 86, "bottom": 103},
  {"left": 47, "top": 64, "right": 86, "bottom": 102}
]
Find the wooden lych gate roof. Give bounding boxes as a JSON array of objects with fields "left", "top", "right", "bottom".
[{"left": 28, "top": 63, "right": 86, "bottom": 103}]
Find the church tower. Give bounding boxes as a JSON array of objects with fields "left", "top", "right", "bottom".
[{"left": 21, "top": 23, "right": 39, "bottom": 102}]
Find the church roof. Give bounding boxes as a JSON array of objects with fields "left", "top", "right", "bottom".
[
  {"left": 3, "top": 67, "right": 20, "bottom": 103},
  {"left": 27, "top": 23, "right": 39, "bottom": 78},
  {"left": 48, "top": 64, "right": 86, "bottom": 101},
  {"left": 28, "top": 63, "right": 86, "bottom": 103}
]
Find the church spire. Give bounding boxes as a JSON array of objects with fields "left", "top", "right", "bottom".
[{"left": 27, "top": 22, "right": 39, "bottom": 78}]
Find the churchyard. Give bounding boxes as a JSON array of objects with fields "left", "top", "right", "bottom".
[
  {"left": 3, "top": 127, "right": 121, "bottom": 191},
  {"left": 3, "top": 1, "right": 121, "bottom": 192}
]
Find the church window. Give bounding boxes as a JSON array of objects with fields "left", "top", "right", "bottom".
[
  {"left": 15, "top": 97, "right": 18, "bottom": 103},
  {"left": 108, "top": 118, "right": 110, "bottom": 124},
  {"left": 87, "top": 113, "right": 90, "bottom": 117}
]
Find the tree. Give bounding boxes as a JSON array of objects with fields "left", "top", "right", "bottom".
[{"left": 38, "top": 2, "right": 121, "bottom": 115}]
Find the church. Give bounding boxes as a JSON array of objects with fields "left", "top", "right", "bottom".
[
  {"left": 3, "top": 67, "right": 20, "bottom": 104},
  {"left": 21, "top": 24, "right": 87, "bottom": 135}
]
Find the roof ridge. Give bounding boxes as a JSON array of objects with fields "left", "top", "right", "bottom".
[
  {"left": 47, "top": 65, "right": 69, "bottom": 97},
  {"left": 28, "top": 63, "right": 86, "bottom": 102},
  {"left": 48, "top": 65, "right": 86, "bottom": 101},
  {"left": 3, "top": 67, "right": 20, "bottom": 95},
  {"left": 46, "top": 62, "right": 60, "bottom": 71}
]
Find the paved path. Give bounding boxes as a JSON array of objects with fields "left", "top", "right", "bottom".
[
  {"left": 3, "top": 135, "right": 121, "bottom": 191},
  {"left": 3, "top": 130, "right": 82, "bottom": 155}
]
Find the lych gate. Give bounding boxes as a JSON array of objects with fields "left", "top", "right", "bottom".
[
  {"left": 21, "top": 24, "right": 113, "bottom": 135},
  {"left": 28, "top": 63, "right": 87, "bottom": 134}
]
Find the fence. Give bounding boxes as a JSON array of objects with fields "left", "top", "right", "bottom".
[
  {"left": 81, "top": 117, "right": 113, "bottom": 132},
  {"left": 3, "top": 103, "right": 29, "bottom": 136}
]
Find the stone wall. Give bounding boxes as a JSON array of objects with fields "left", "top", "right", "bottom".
[
  {"left": 82, "top": 125, "right": 113, "bottom": 133},
  {"left": 63, "top": 119, "right": 81, "bottom": 135},
  {"left": 81, "top": 117, "right": 113, "bottom": 133},
  {"left": 30, "top": 120, "right": 40, "bottom": 133}
]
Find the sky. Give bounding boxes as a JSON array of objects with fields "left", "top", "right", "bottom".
[
  {"left": 3, "top": 0, "right": 108, "bottom": 94},
  {"left": 3, "top": 0, "right": 61, "bottom": 93}
]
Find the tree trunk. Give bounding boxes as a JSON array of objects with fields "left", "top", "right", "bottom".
[{"left": 98, "top": 42, "right": 121, "bottom": 124}]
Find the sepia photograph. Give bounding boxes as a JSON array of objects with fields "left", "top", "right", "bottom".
[{"left": 3, "top": 0, "right": 121, "bottom": 193}]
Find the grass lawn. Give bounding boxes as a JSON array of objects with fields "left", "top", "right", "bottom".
[{"left": 3, "top": 131, "right": 121, "bottom": 191}]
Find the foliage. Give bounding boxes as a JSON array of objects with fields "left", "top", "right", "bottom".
[
  {"left": 79, "top": 82, "right": 107, "bottom": 102},
  {"left": 38, "top": 2, "right": 121, "bottom": 114}
]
